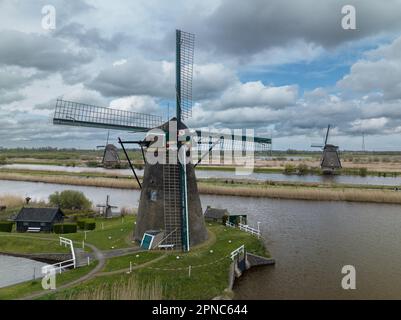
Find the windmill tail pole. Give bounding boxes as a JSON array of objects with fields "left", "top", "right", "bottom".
[
  {"left": 118, "top": 137, "right": 142, "bottom": 189},
  {"left": 324, "top": 124, "right": 331, "bottom": 145}
]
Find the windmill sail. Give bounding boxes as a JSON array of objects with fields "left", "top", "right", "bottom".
[
  {"left": 53, "top": 99, "right": 162, "bottom": 132},
  {"left": 176, "top": 30, "right": 195, "bottom": 121}
]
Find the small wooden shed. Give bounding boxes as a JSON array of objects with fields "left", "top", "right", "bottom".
[
  {"left": 204, "top": 206, "right": 229, "bottom": 222},
  {"left": 15, "top": 207, "right": 64, "bottom": 232}
]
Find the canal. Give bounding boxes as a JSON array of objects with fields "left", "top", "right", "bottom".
[{"left": 1, "top": 180, "right": 401, "bottom": 298}]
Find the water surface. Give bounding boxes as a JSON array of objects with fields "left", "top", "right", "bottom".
[
  {"left": 0, "top": 255, "right": 47, "bottom": 288},
  {"left": 2, "top": 163, "right": 401, "bottom": 186}
]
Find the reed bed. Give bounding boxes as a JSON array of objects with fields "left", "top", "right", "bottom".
[
  {"left": 0, "top": 194, "right": 25, "bottom": 207},
  {"left": 66, "top": 277, "right": 163, "bottom": 300},
  {"left": 2, "top": 172, "right": 401, "bottom": 204},
  {"left": 0, "top": 172, "right": 139, "bottom": 189},
  {"left": 199, "top": 185, "right": 401, "bottom": 204}
]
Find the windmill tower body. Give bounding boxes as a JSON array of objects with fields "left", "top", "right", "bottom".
[
  {"left": 134, "top": 155, "right": 207, "bottom": 247},
  {"left": 321, "top": 144, "right": 341, "bottom": 174},
  {"left": 134, "top": 118, "right": 208, "bottom": 248},
  {"left": 103, "top": 144, "right": 120, "bottom": 168}
]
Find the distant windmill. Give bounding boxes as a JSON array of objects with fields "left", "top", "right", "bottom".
[
  {"left": 311, "top": 124, "right": 342, "bottom": 174},
  {"left": 52, "top": 29, "right": 272, "bottom": 251},
  {"left": 97, "top": 131, "right": 121, "bottom": 168},
  {"left": 96, "top": 195, "right": 118, "bottom": 218}
]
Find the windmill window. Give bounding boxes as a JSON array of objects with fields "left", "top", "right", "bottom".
[{"left": 150, "top": 190, "right": 158, "bottom": 202}]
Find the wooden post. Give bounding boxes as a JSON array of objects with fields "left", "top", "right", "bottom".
[
  {"left": 87, "top": 256, "right": 90, "bottom": 266},
  {"left": 188, "top": 265, "right": 191, "bottom": 278},
  {"left": 82, "top": 240, "right": 85, "bottom": 249},
  {"left": 130, "top": 261, "right": 132, "bottom": 273},
  {"left": 102, "top": 222, "right": 104, "bottom": 230}
]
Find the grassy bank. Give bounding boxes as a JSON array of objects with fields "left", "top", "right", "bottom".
[
  {"left": 0, "top": 216, "right": 137, "bottom": 252},
  {"left": 0, "top": 235, "right": 70, "bottom": 254},
  {"left": 40, "top": 223, "right": 268, "bottom": 300}
]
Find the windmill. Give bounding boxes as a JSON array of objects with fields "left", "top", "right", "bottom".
[
  {"left": 96, "top": 131, "right": 121, "bottom": 168},
  {"left": 311, "top": 124, "right": 341, "bottom": 174},
  {"left": 96, "top": 195, "right": 118, "bottom": 218},
  {"left": 52, "top": 29, "right": 272, "bottom": 251}
]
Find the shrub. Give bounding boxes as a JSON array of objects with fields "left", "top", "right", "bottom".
[
  {"left": 297, "top": 163, "right": 308, "bottom": 175},
  {"left": 359, "top": 167, "right": 368, "bottom": 177},
  {"left": 120, "top": 207, "right": 135, "bottom": 216},
  {"left": 76, "top": 218, "right": 96, "bottom": 230},
  {"left": 53, "top": 223, "right": 77, "bottom": 234},
  {"left": 49, "top": 190, "right": 92, "bottom": 211},
  {"left": 135, "top": 163, "right": 144, "bottom": 170},
  {"left": 86, "top": 161, "right": 99, "bottom": 168},
  {"left": 85, "top": 219, "right": 96, "bottom": 231},
  {"left": 0, "top": 221, "right": 14, "bottom": 232},
  {"left": 222, "top": 215, "right": 228, "bottom": 226},
  {"left": 284, "top": 164, "right": 296, "bottom": 174},
  {"left": 77, "top": 219, "right": 87, "bottom": 230}
]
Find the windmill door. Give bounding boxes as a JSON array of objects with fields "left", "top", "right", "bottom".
[{"left": 141, "top": 233, "right": 155, "bottom": 250}]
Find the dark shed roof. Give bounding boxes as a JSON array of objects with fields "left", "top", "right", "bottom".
[
  {"left": 15, "top": 207, "right": 64, "bottom": 222},
  {"left": 204, "top": 207, "right": 229, "bottom": 219}
]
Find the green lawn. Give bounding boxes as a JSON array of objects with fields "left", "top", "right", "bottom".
[
  {"left": 0, "top": 262, "right": 98, "bottom": 300},
  {"left": 41, "top": 223, "right": 269, "bottom": 300},
  {"left": 0, "top": 235, "right": 69, "bottom": 254},
  {"left": 102, "top": 251, "right": 163, "bottom": 272},
  {"left": 65, "top": 216, "right": 136, "bottom": 250},
  {"left": 0, "top": 216, "right": 137, "bottom": 253}
]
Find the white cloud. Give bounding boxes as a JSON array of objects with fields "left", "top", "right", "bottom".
[
  {"left": 338, "top": 36, "right": 401, "bottom": 100},
  {"left": 350, "top": 117, "right": 389, "bottom": 133},
  {"left": 109, "top": 95, "right": 161, "bottom": 115}
]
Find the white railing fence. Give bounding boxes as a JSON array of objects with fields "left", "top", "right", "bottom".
[
  {"left": 230, "top": 245, "right": 245, "bottom": 261},
  {"left": 42, "top": 237, "right": 76, "bottom": 275},
  {"left": 42, "top": 258, "right": 75, "bottom": 274},
  {"left": 226, "top": 220, "right": 261, "bottom": 238},
  {"left": 238, "top": 223, "right": 261, "bottom": 238},
  {"left": 225, "top": 221, "right": 236, "bottom": 228}
]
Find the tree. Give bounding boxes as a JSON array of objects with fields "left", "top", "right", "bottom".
[{"left": 49, "top": 190, "right": 92, "bottom": 211}]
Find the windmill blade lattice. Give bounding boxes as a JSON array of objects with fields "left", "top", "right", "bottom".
[
  {"left": 176, "top": 30, "right": 195, "bottom": 121},
  {"left": 193, "top": 130, "right": 272, "bottom": 152},
  {"left": 53, "top": 99, "right": 163, "bottom": 132}
]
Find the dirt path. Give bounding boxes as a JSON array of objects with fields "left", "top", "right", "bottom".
[{"left": 96, "top": 253, "right": 168, "bottom": 277}]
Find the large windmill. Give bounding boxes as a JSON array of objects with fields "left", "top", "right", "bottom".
[
  {"left": 311, "top": 124, "right": 341, "bottom": 174},
  {"left": 53, "top": 30, "right": 272, "bottom": 251}
]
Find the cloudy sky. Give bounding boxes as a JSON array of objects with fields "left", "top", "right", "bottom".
[{"left": 1, "top": 0, "right": 401, "bottom": 150}]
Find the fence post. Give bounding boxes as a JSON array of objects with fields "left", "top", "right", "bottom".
[{"left": 188, "top": 265, "right": 191, "bottom": 278}]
